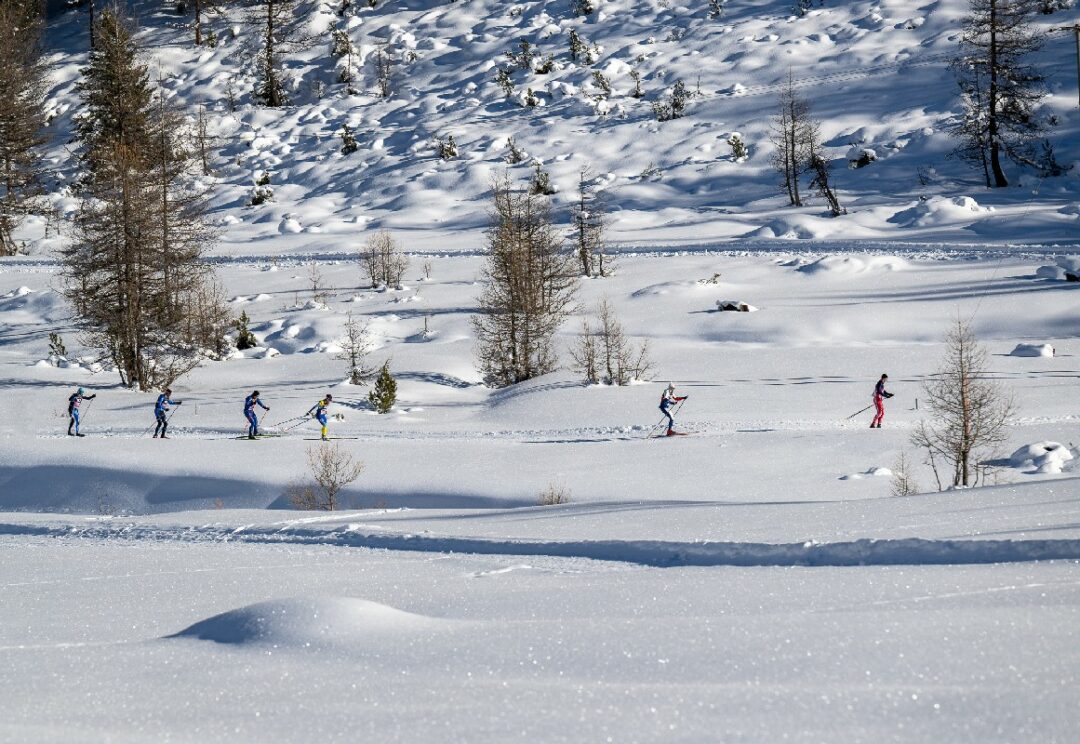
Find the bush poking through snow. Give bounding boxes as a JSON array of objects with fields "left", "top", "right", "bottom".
[
  {"left": 235, "top": 311, "right": 258, "bottom": 350},
  {"left": 368, "top": 360, "right": 397, "bottom": 413},
  {"left": 504, "top": 136, "right": 525, "bottom": 164},
  {"left": 652, "top": 80, "right": 689, "bottom": 122},
  {"left": 340, "top": 124, "right": 358, "bottom": 155},
  {"left": 505, "top": 40, "right": 537, "bottom": 71},
  {"left": 538, "top": 482, "right": 571, "bottom": 506},
  {"left": 495, "top": 67, "right": 514, "bottom": 98},
  {"left": 629, "top": 69, "right": 644, "bottom": 99},
  {"left": 362, "top": 229, "right": 409, "bottom": 288},
  {"left": 436, "top": 134, "right": 458, "bottom": 160},
  {"left": 727, "top": 133, "right": 748, "bottom": 161},
  {"left": 287, "top": 443, "right": 364, "bottom": 511},
  {"left": 891, "top": 451, "right": 920, "bottom": 498},
  {"left": 573, "top": 0, "right": 596, "bottom": 16},
  {"left": 530, "top": 163, "right": 555, "bottom": 196},
  {"left": 568, "top": 28, "right": 587, "bottom": 62}
]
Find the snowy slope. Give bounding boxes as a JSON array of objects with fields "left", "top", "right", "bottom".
[{"left": 25, "top": 0, "right": 1080, "bottom": 257}]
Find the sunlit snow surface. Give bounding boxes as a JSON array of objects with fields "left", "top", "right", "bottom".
[{"left": 3, "top": 0, "right": 1080, "bottom": 740}]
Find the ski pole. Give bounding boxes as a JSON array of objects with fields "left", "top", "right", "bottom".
[{"left": 845, "top": 403, "right": 874, "bottom": 420}]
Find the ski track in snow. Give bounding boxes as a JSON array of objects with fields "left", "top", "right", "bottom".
[{"left": 3, "top": 520, "right": 1080, "bottom": 569}]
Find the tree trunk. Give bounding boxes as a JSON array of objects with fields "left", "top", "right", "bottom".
[{"left": 987, "top": 0, "right": 1009, "bottom": 187}]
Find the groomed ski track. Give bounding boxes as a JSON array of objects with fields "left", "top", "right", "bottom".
[{"left": 4, "top": 518, "right": 1080, "bottom": 569}]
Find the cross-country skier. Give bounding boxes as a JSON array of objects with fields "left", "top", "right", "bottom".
[
  {"left": 67, "top": 387, "right": 96, "bottom": 437},
  {"left": 659, "top": 383, "right": 688, "bottom": 437},
  {"left": 153, "top": 388, "right": 183, "bottom": 439},
  {"left": 307, "top": 394, "right": 333, "bottom": 441},
  {"left": 244, "top": 390, "right": 269, "bottom": 439},
  {"left": 870, "top": 373, "right": 893, "bottom": 429}
]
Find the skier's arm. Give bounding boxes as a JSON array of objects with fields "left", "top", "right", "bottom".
[{"left": 259, "top": 400, "right": 270, "bottom": 411}]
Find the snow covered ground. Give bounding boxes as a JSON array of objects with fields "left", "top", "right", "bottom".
[
  {"left": 3, "top": 249, "right": 1080, "bottom": 741},
  {"left": 3, "top": 0, "right": 1080, "bottom": 740}
]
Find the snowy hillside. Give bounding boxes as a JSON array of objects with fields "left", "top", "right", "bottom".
[
  {"left": 2, "top": 1, "right": 1080, "bottom": 741},
  {"left": 27, "top": 0, "right": 1080, "bottom": 256}
]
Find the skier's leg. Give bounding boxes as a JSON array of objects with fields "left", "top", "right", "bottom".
[
  {"left": 318, "top": 413, "right": 328, "bottom": 440},
  {"left": 160, "top": 413, "right": 169, "bottom": 438},
  {"left": 663, "top": 408, "right": 674, "bottom": 434},
  {"left": 871, "top": 399, "right": 884, "bottom": 428},
  {"left": 68, "top": 414, "right": 75, "bottom": 436},
  {"left": 246, "top": 411, "right": 258, "bottom": 437},
  {"left": 72, "top": 409, "right": 80, "bottom": 435}
]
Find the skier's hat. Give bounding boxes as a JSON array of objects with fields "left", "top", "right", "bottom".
[
  {"left": 325, "top": 393, "right": 333, "bottom": 401},
  {"left": 77, "top": 387, "right": 85, "bottom": 395},
  {"left": 252, "top": 390, "right": 260, "bottom": 396}
]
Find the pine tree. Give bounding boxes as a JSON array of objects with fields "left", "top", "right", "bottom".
[
  {"left": 252, "top": 0, "right": 299, "bottom": 107},
  {"left": 76, "top": 8, "right": 155, "bottom": 176},
  {"left": 341, "top": 123, "right": 358, "bottom": 154},
  {"left": 368, "top": 360, "right": 397, "bottom": 413},
  {"left": 950, "top": 0, "right": 1047, "bottom": 187},
  {"left": 472, "top": 177, "right": 578, "bottom": 387},
  {"left": 0, "top": 0, "right": 49, "bottom": 256},
  {"left": 235, "top": 310, "right": 258, "bottom": 350}
]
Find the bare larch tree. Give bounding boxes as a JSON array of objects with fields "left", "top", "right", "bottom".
[
  {"left": 769, "top": 74, "right": 815, "bottom": 207},
  {"left": 911, "top": 317, "right": 1014, "bottom": 488},
  {"left": 472, "top": 176, "right": 578, "bottom": 387}
]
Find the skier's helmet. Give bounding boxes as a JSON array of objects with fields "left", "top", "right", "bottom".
[
  {"left": 77, "top": 387, "right": 85, "bottom": 395},
  {"left": 666, "top": 382, "right": 675, "bottom": 391},
  {"left": 164, "top": 387, "right": 172, "bottom": 395}
]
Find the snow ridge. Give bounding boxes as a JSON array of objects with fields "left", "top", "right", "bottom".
[{"left": 4, "top": 520, "right": 1079, "bottom": 568}]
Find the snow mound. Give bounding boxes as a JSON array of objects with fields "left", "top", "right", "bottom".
[
  {"left": 890, "top": 196, "right": 994, "bottom": 228},
  {"left": 170, "top": 597, "right": 444, "bottom": 647},
  {"left": 716, "top": 300, "right": 759, "bottom": 312},
  {"left": 1036, "top": 256, "right": 1080, "bottom": 282},
  {"left": 796, "top": 255, "right": 907, "bottom": 276},
  {"left": 1009, "top": 343, "right": 1055, "bottom": 358},
  {"left": 839, "top": 467, "right": 893, "bottom": 481},
  {"left": 1009, "top": 442, "right": 1074, "bottom": 475}
]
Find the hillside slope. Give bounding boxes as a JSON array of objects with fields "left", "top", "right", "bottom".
[{"left": 29, "top": 0, "right": 1080, "bottom": 256}]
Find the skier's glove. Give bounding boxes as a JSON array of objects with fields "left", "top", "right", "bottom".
[{"left": 885, "top": 393, "right": 894, "bottom": 399}]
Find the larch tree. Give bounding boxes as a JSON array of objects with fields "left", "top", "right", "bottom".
[
  {"left": 0, "top": 0, "right": 49, "bottom": 256},
  {"left": 769, "top": 74, "right": 815, "bottom": 207},
  {"left": 64, "top": 8, "right": 229, "bottom": 390},
  {"left": 911, "top": 317, "right": 1014, "bottom": 489},
  {"left": 569, "top": 167, "right": 610, "bottom": 277},
  {"left": 472, "top": 176, "right": 578, "bottom": 387},
  {"left": 950, "top": 0, "right": 1047, "bottom": 187}
]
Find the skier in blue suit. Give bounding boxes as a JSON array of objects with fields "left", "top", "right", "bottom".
[
  {"left": 244, "top": 390, "right": 269, "bottom": 439},
  {"left": 67, "top": 387, "right": 96, "bottom": 437},
  {"left": 153, "top": 388, "right": 182, "bottom": 439}
]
